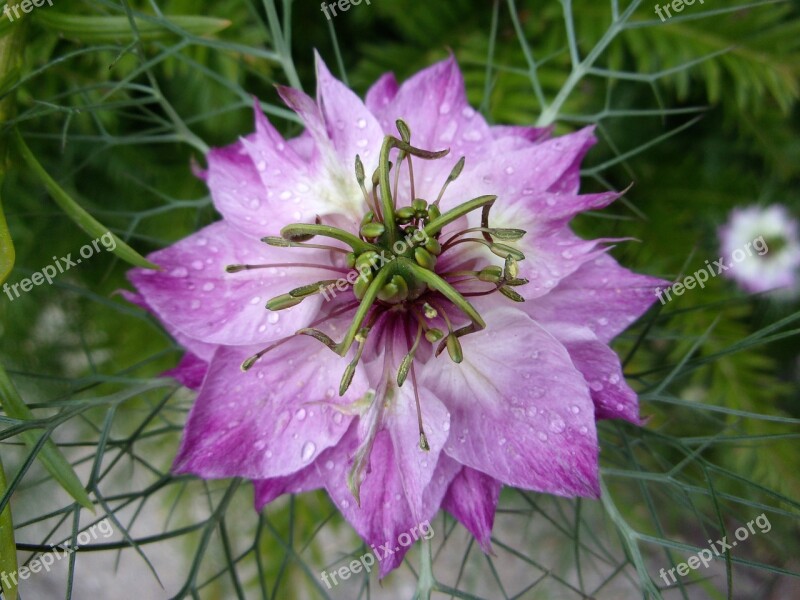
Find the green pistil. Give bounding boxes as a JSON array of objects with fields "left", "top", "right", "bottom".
[{"left": 253, "top": 121, "right": 531, "bottom": 397}]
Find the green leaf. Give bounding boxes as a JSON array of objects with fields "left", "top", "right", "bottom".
[
  {"left": 0, "top": 364, "right": 94, "bottom": 512},
  {"left": 0, "top": 456, "right": 18, "bottom": 600},
  {"left": 14, "top": 129, "right": 158, "bottom": 270},
  {"left": 0, "top": 191, "right": 13, "bottom": 287},
  {"left": 36, "top": 12, "right": 231, "bottom": 42}
]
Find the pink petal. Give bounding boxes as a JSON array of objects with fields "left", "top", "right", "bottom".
[
  {"left": 173, "top": 333, "right": 365, "bottom": 480},
  {"left": 163, "top": 353, "right": 208, "bottom": 391},
  {"left": 385, "top": 381, "right": 451, "bottom": 521},
  {"left": 544, "top": 323, "right": 642, "bottom": 424},
  {"left": 364, "top": 72, "right": 399, "bottom": 114},
  {"left": 442, "top": 467, "right": 502, "bottom": 554},
  {"left": 314, "top": 52, "right": 385, "bottom": 177},
  {"left": 420, "top": 306, "right": 600, "bottom": 498},
  {"left": 527, "top": 254, "right": 667, "bottom": 344},
  {"left": 254, "top": 463, "right": 322, "bottom": 509},
  {"left": 317, "top": 427, "right": 460, "bottom": 577},
  {"left": 128, "top": 221, "right": 328, "bottom": 346},
  {"left": 443, "top": 126, "right": 598, "bottom": 211}
]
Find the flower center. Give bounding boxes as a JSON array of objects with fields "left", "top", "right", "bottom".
[{"left": 226, "top": 120, "right": 530, "bottom": 446}]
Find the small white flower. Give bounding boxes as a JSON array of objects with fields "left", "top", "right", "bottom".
[{"left": 719, "top": 204, "right": 800, "bottom": 297}]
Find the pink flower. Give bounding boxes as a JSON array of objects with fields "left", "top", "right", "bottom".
[{"left": 127, "top": 54, "right": 666, "bottom": 576}]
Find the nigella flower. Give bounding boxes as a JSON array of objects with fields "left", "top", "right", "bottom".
[
  {"left": 126, "top": 54, "right": 666, "bottom": 576},
  {"left": 718, "top": 204, "right": 800, "bottom": 298}
]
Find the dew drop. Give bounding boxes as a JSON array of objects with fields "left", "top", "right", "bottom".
[
  {"left": 356, "top": 118, "right": 367, "bottom": 129},
  {"left": 570, "top": 405, "right": 581, "bottom": 414},
  {"left": 356, "top": 139, "right": 369, "bottom": 148},
  {"left": 537, "top": 432, "right": 548, "bottom": 441},
  {"left": 341, "top": 499, "right": 350, "bottom": 508},
  {"left": 301, "top": 441, "right": 316, "bottom": 462},
  {"left": 549, "top": 416, "right": 566, "bottom": 433},
  {"left": 609, "top": 373, "right": 620, "bottom": 384},
  {"left": 439, "top": 102, "right": 451, "bottom": 114},
  {"left": 333, "top": 412, "right": 343, "bottom": 425},
  {"left": 250, "top": 296, "right": 261, "bottom": 305},
  {"left": 265, "top": 450, "right": 273, "bottom": 458},
  {"left": 295, "top": 408, "right": 307, "bottom": 421},
  {"left": 268, "top": 313, "right": 280, "bottom": 324},
  {"left": 254, "top": 440, "right": 267, "bottom": 450},
  {"left": 170, "top": 267, "right": 189, "bottom": 278},
  {"left": 202, "top": 282, "right": 215, "bottom": 292},
  {"left": 325, "top": 460, "right": 335, "bottom": 470},
  {"left": 462, "top": 106, "right": 475, "bottom": 118},
  {"left": 505, "top": 166, "right": 514, "bottom": 175},
  {"left": 279, "top": 190, "right": 292, "bottom": 200}
]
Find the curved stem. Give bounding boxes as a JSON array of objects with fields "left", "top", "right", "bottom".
[{"left": 280, "top": 223, "right": 379, "bottom": 255}]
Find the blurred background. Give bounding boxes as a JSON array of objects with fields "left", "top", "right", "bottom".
[{"left": 0, "top": 0, "right": 798, "bottom": 598}]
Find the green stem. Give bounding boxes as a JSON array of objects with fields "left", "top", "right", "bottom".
[
  {"left": 280, "top": 223, "right": 379, "bottom": 255},
  {"left": 334, "top": 267, "right": 392, "bottom": 357},
  {"left": 424, "top": 195, "right": 496, "bottom": 238},
  {"left": 399, "top": 258, "right": 486, "bottom": 332},
  {"left": 415, "top": 538, "right": 435, "bottom": 600}
]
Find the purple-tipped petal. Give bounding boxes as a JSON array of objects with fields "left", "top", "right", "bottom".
[
  {"left": 365, "top": 72, "right": 399, "bottom": 114},
  {"left": 315, "top": 52, "right": 385, "bottom": 177},
  {"left": 164, "top": 353, "right": 209, "bottom": 391},
  {"left": 254, "top": 463, "right": 322, "bottom": 510},
  {"left": 385, "top": 382, "right": 450, "bottom": 521},
  {"left": 128, "top": 221, "right": 327, "bottom": 346},
  {"left": 527, "top": 254, "right": 668, "bottom": 344},
  {"left": 172, "top": 331, "right": 365, "bottom": 480},
  {"left": 421, "top": 306, "right": 600, "bottom": 498},
  {"left": 318, "top": 427, "right": 460, "bottom": 578},
  {"left": 544, "top": 323, "right": 641, "bottom": 423},
  {"left": 442, "top": 467, "right": 502, "bottom": 554}
]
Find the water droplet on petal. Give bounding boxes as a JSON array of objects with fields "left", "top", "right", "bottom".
[
  {"left": 202, "top": 282, "right": 215, "bottom": 292},
  {"left": 301, "top": 441, "right": 316, "bottom": 462},
  {"left": 538, "top": 432, "right": 548, "bottom": 441},
  {"left": 325, "top": 460, "right": 335, "bottom": 470},
  {"left": 549, "top": 416, "right": 566, "bottom": 433},
  {"left": 333, "top": 412, "right": 343, "bottom": 425},
  {"left": 570, "top": 405, "right": 581, "bottom": 414},
  {"left": 356, "top": 118, "right": 367, "bottom": 129},
  {"left": 268, "top": 313, "right": 280, "bottom": 324},
  {"left": 170, "top": 267, "right": 188, "bottom": 278},
  {"left": 265, "top": 450, "right": 273, "bottom": 458},
  {"left": 295, "top": 408, "right": 307, "bottom": 421}
]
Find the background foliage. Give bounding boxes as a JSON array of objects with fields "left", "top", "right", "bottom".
[{"left": 0, "top": 0, "right": 798, "bottom": 598}]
